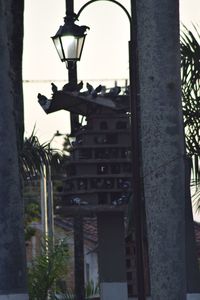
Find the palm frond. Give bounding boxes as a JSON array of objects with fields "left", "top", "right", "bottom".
[
  {"left": 181, "top": 25, "right": 200, "bottom": 184},
  {"left": 20, "top": 129, "right": 63, "bottom": 179},
  {"left": 181, "top": 25, "right": 200, "bottom": 211},
  {"left": 28, "top": 238, "right": 69, "bottom": 300}
]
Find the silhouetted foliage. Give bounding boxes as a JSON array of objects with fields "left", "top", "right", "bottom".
[
  {"left": 20, "top": 129, "right": 63, "bottom": 179},
  {"left": 28, "top": 238, "right": 69, "bottom": 300},
  {"left": 181, "top": 25, "right": 200, "bottom": 205}
]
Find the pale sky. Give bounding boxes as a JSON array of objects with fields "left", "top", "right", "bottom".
[
  {"left": 23, "top": 0, "right": 199, "bottom": 145},
  {"left": 23, "top": 0, "right": 199, "bottom": 220}
]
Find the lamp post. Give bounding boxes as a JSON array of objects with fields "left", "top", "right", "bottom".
[
  {"left": 52, "top": 1, "right": 145, "bottom": 299},
  {"left": 40, "top": 131, "right": 64, "bottom": 247},
  {"left": 52, "top": 0, "right": 89, "bottom": 136},
  {"left": 46, "top": 131, "right": 65, "bottom": 246},
  {"left": 52, "top": 3, "right": 87, "bottom": 300}
]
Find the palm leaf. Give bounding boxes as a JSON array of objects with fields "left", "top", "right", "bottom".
[
  {"left": 28, "top": 238, "right": 69, "bottom": 300},
  {"left": 181, "top": 25, "right": 200, "bottom": 208},
  {"left": 20, "top": 129, "right": 63, "bottom": 179},
  {"left": 181, "top": 25, "right": 200, "bottom": 170}
]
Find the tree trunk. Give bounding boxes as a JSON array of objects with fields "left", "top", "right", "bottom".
[
  {"left": 0, "top": 1, "right": 28, "bottom": 299},
  {"left": 135, "top": 0, "right": 186, "bottom": 299}
]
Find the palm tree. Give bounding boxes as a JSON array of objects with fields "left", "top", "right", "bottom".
[
  {"left": 20, "top": 130, "right": 62, "bottom": 179},
  {"left": 19, "top": 128, "right": 62, "bottom": 241}
]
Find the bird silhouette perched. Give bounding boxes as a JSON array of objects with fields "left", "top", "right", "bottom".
[
  {"left": 100, "top": 85, "right": 107, "bottom": 96},
  {"left": 95, "top": 84, "right": 102, "bottom": 94},
  {"left": 91, "top": 84, "right": 102, "bottom": 98},
  {"left": 62, "top": 81, "right": 83, "bottom": 93},
  {"left": 38, "top": 93, "right": 51, "bottom": 111},
  {"left": 106, "top": 86, "right": 121, "bottom": 99},
  {"left": 70, "top": 197, "right": 81, "bottom": 205},
  {"left": 112, "top": 194, "right": 129, "bottom": 206},
  {"left": 76, "top": 80, "right": 83, "bottom": 92},
  {"left": 70, "top": 197, "right": 88, "bottom": 205},
  {"left": 62, "top": 82, "right": 75, "bottom": 92},
  {"left": 86, "top": 82, "right": 94, "bottom": 94},
  {"left": 51, "top": 82, "right": 58, "bottom": 94},
  {"left": 80, "top": 25, "right": 90, "bottom": 32},
  {"left": 38, "top": 93, "right": 47, "bottom": 103}
]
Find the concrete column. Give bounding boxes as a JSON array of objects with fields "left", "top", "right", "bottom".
[
  {"left": 0, "top": 1, "right": 28, "bottom": 298},
  {"left": 97, "top": 212, "right": 128, "bottom": 300},
  {"left": 135, "top": 0, "right": 186, "bottom": 299}
]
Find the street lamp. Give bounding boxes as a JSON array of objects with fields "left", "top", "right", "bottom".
[
  {"left": 52, "top": 0, "right": 131, "bottom": 64},
  {"left": 41, "top": 131, "right": 65, "bottom": 248},
  {"left": 47, "top": 131, "right": 65, "bottom": 246},
  {"left": 52, "top": 1, "right": 89, "bottom": 135},
  {"left": 52, "top": 1, "right": 145, "bottom": 300},
  {"left": 52, "top": 13, "right": 89, "bottom": 65}
]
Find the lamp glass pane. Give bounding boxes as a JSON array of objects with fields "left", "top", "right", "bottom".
[
  {"left": 76, "top": 36, "right": 85, "bottom": 59},
  {"left": 61, "top": 35, "right": 78, "bottom": 60},
  {"left": 53, "top": 37, "right": 64, "bottom": 61}
]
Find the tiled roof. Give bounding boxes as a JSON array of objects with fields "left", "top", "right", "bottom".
[
  {"left": 55, "top": 217, "right": 200, "bottom": 257},
  {"left": 55, "top": 216, "right": 97, "bottom": 243}
]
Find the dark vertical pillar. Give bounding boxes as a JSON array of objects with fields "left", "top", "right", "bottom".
[
  {"left": 0, "top": 1, "right": 28, "bottom": 299},
  {"left": 129, "top": 0, "right": 146, "bottom": 296},
  {"left": 97, "top": 212, "right": 128, "bottom": 300},
  {"left": 74, "top": 216, "right": 85, "bottom": 300},
  {"left": 65, "top": 2, "right": 85, "bottom": 299},
  {"left": 66, "top": 0, "right": 79, "bottom": 136},
  {"left": 136, "top": 0, "right": 186, "bottom": 298}
]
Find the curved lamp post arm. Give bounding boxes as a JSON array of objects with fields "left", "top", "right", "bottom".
[
  {"left": 76, "top": 1, "right": 145, "bottom": 299},
  {"left": 76, "top": 0, "right": 132, "bottom": 29}
]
